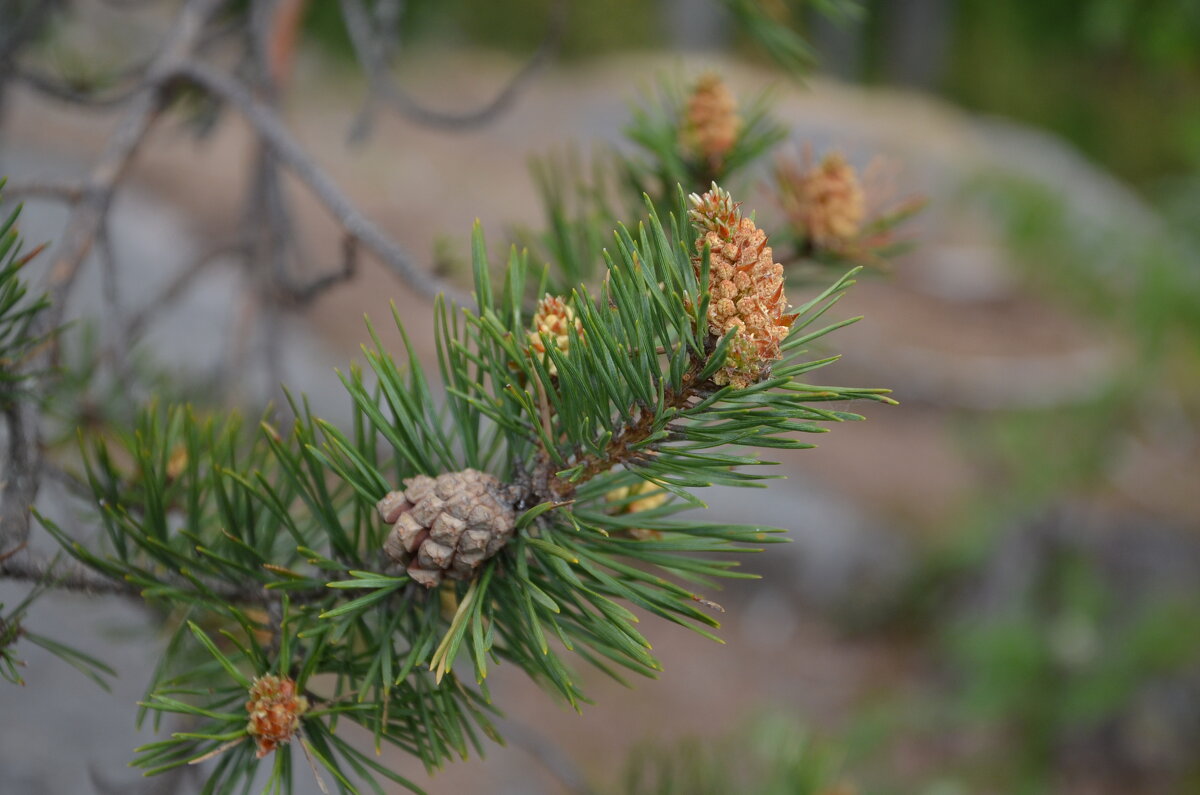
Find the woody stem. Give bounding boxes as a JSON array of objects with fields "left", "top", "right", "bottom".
[{"left": 542, "top": 359, "right": 706, "bottom": 501}]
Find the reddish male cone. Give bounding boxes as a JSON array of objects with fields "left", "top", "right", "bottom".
[
  {"left": 778, "top": 151, "right": 866, "bottom": 249},
  {"left": 681, "top": 73, "right": 741, "bottom": 170},
  {"left": 245, "top": 674, "right": 309, "bottom": 758}
]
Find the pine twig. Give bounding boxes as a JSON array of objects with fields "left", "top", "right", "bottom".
[
  {"left": 544, "top": 361, "right": 705, "bottom": 500},
  {"left": 0, "top": 179, "right": 87, "bottom": 204},
  {"left": 0, "top": 401, "right": 41, "bottom": 557},
  {"left": 0, "top": 545, "right": 336, "bottom": 606}
]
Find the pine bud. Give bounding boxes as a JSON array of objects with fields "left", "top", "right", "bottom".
[
  {"left": 0, "top": 615, "right": 19, "bottom": 650},
  {"left": 245, "top": 674, "right": 309, "bottom": 758},
  {"left": 689, "top": 183, "right": 795, "bottom": 389},
  {"left": 778, "top": 151, "right": 865, "bottom": 248},
  {"left": 680, "top": 72, "right": 740, "bottom": 169},
  {"left": 166, "top": 445, "right": 189, "bottom": 482},
  {"left": 528, "top": 293, "right": 583, "bottom": 376},
  {"left": 606, "top": 480, "right": 668, "bottom": 540},
  {"left": 688, "top": 182, "right": 741, "bottom": 242},
  {"left": 379, "top": 469, "right": 517, "bottom": 588}
]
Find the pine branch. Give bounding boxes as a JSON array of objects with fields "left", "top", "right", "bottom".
[
  {"left": 0, "top": 549, "right": 149, "bottom": 598},
  {"left": 0, "top": 5, "right": 917, "bottom": 789},
  {"left": 0, "top": 545, "right": 332, "bottom": 606},
  {"left": 542, "top": 359, "right": 706, "bottom": 500}
]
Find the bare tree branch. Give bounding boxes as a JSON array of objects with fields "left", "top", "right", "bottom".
[
  {"left": 1, "top": 179, "right": 87, "bottom": 204},
  {"left": 36, "top": 0, "right": 227, "bottom": 352},
  {"left": 95, "top": 215, "right": 131, "bottom": 378},
  {"left": 1, "top": 0, "right": 224, "bottom": 570},
  {"left": 275, "top": 233, "right": 359, "bottom": 307},
  {"left": 0, "top": 401, "right": 41, "bottom": 555},
  {"left": 174, "top": 58, "right": 473, "bottom": 306},
  {"left": 245, "top": 1, "right": 293, "bottom": 401},
  {"left": 124, "top": 241, "right": 246, "bottom": 342},
  {"left": 13, "top": 66, "right": 149, "bottom": 109},
  {"left": 339, "top": 0, "right": 567, "bottom": 138},
  {"left": 2, "top": 0, "right": 514, "bottom": 603}
]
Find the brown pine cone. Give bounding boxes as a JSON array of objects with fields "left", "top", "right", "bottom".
[{"left": 378, "top": 469, "right": 517, "bottom": 588}]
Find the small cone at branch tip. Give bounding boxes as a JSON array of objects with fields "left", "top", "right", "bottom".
[
  {"left": 778, "top": 151, "right": 865, "bottom": 248},
  {"left": 680, "top": 72, "right": 741, "bottom": 168},
  {"left": 688, "top": 182, "right": 741, "bottom": 242},
  {"left": 378, "top": 469, "right": 517, "bottom": 588},
  {"left": 689, "top": 183, "right": 794, "bottom": 389},
  {"left": 165, "top": 445, "right": 189, "bottom": 481},
  {"left": 245, "top": 674, "right": 309, "bottom": 759},
  {"left": 606, "top": 480, "right": 668, "bottom": 540},
  {"left": 527, "top": 293, "right": 583, "bottom": 376}
]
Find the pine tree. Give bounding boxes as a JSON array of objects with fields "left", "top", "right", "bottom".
[{"left": 0, "top": 5, "right": 919, "bottom": 792}]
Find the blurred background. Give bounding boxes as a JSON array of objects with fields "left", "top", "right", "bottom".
[{"left": 2, "top": 0, "right": 1199, "bottom": 793}]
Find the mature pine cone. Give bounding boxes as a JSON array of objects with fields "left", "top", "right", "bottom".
[{"left": 378, "top": 469, "right": 517, "bottom": 588}]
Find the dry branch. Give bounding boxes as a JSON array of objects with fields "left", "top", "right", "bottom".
[
  {"left": 339, "top": 0, "right": 567, "bottom": 138},
  {"left": 174, "top": 58, "right": 472, "bottom": 306}
]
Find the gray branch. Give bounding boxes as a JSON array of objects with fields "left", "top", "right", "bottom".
[
  {"left": 0, "top": 0, "right": 225, "bottom": 566},
  {"left": 36, "top": 0, "right": 226, "bottom": 348},
  {"left": 0, "top": 402, "right": 40, "bottom": 559},
  {"left": 1, "top": 179, "right": 87, "bottom": 203},
  {"left": 339, "top": 0, "right": 567, "bottom": 136},
  {"left": 0, "top": 546, "right": 336, "bottom": 607},
  {"left": 174, "top": 58, "right": 473, "bottom": 306}
]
